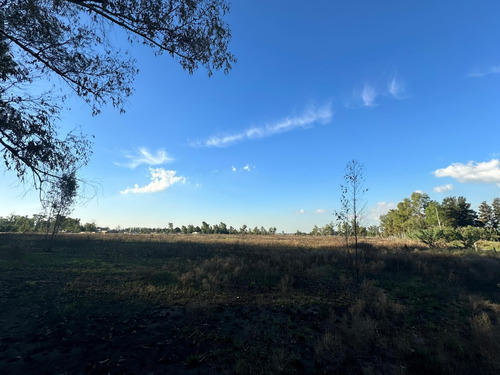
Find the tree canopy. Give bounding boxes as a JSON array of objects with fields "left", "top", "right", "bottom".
[
  {"left": 379, "top": 193, "right": 492, "bottom": 238},
  {"left": 0, "top": 0, "right": 235, "bottom": 189}
]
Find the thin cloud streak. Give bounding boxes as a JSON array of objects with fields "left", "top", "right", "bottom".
[
  {"left": 118, "top": 148, "right": 173, "bottom": 169},
  {"left": 468, "top": 66, "right": 500, "bottom": 78},
  {"left": 197, "top": 104, "right": 333, "bottom": 148}
]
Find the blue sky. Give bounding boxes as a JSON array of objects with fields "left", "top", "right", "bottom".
[{"left": 2, "top": 0, "right": 500, "bottom": 232}]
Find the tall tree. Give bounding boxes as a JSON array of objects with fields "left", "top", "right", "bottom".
[
  {"left": 492, "top": 198, "right": 500, "bottom": 229},
  {"left": 424, "top": 200, "right": 444, "bottom": 228},
  {"left": 409, "top": 192, "right": 430, "bottom": 229},
  {"left": 1, "top": 0, "right": 235, "bottom": 190},
  {"left": 441, "top": 196, "right": 477, "bottom": 228},
  {"left": 42, "top": 171, "right": 78, "bottom": 251},
  {"left": 478, "top": 201, "right": 495, "bottom": 228},
  {"left": 338, "top": 159, "right": 367, "bottom": 283}
]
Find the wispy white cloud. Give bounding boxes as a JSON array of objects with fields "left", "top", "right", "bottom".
[
  {"left": 361, "top": 84, "right": 377, "bottom": 107},
  {"left": 351, "top": 76, "right": 408, "bottom": 108},
  {"left": 117, "top": 148, "right": 173, "bottom": 169},
  {"left": 315, "top": 208, "right": 327, "bottom": 214},
  {"left": 433, "top": 184, "right": 454, "bottom": 193},
  {"left": 388, "top": 76, "right": 405, "bottom": 99},
  {"left": 231, "top": 166, "right": 237, "bottom": 172},
  {"left": 195, "top": 104, "right": 333, "bottom": 148},
  {"left": 296, "top": 209, "right": 306, "bottom": 215},
  {"left": 120, "top": 168, "right": 186, "bottom": 194},
  {"left": 468, "top": 66, "right": 500, "bottom": 78},
  {"left": 433, "top": 159, "right": 500, "bottom": 187}
]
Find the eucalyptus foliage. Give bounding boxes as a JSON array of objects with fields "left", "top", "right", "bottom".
[{"left": 0, "top": 0, "right": 235, "bottom": 189}]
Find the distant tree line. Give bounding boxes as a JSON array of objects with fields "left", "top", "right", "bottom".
[
  {"left": 0, "top": 215, "right": 96, "bottom": 233},
  {"left": 0, "top": 217, "right": 278, "bottom": 236},
  {"left": 1, "top": 215, "right": 384, "bottom": 237},
  {"left": 303, "top": 223, "right": 380, "bottom": 237},
  {"left": 121, "top": 222, "right": 278, "bottom": 235},
  {"left": 380, "top": 192, "right": 500, "bottom": 246}
]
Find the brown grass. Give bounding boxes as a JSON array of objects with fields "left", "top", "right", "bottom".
[{"left": 0, "top": 232, "right": 499, "bottom": 374}]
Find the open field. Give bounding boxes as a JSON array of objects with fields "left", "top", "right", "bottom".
[{"left": 1, "top": 233, "right": 499, "bottom": 374}]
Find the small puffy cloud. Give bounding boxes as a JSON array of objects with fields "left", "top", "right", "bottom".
[
  {"left": 195, "top": 103, "right": 333, "bottom": 148},
  {"left": 374, "top": 201, "right": 395, "bottom": 215},
  {"left": 433, "top": 159, "right": 500, "bottom": 187},
  {"left": 297, "top": 209, "right": 306, "bottom": 214},
  {"left": 433, "top": 184, "right": 454, "bottom": 193},
  {"left": 118, "top": 148, "right": 173, "bottom": 169},
  {"left": 315, "top": 208, "right": 327, "bottom": 214},
  {"left": 362, "top": 84, "right": 377, "bottom": 107},
  {"left": 366, "top": 201, "right": 396, "bottom": 224},
  {"left": 120, "top": 168, "right": 185, "bottom": 194},
  {"left": 468, "top": 66, "right": 500, "bottom": 78},
  {"left": 232, "top": 164, "right": 255, "bottom": 172}
]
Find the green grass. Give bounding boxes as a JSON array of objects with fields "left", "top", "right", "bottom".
[{"left": 0, "top": 233, "right": 499, "bottom": 374}]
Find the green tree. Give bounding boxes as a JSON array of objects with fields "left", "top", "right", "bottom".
[
  {"left": 42, "top": 171, "right": 78, "bottom": 251},
  {"left": 13, "top": 215, "right": 34, "bottom": 232},
  {"left": 201, "top": 221, "right": 211, "bottom": 234},
  {"left": 492, "top": 198, "right": 500, "bottom": 229},
  {"left": 1, "top": 0, "right": 235, "bottom": 191},
  {"left": 321, "top": 223, "right": 335, "bottom": 236},
  {"left": 84, "top": 221, "right": 96, "bottom": 232},
  {"left": 409, "top": 192, "right": 430, "bottom": 229},
  {"left": 478, "top": 201, "right": 495, "bottom": 228},
  {"left": 367, "top": 225, "right": 380, "bottom": 237},
  {"left": 62, "top": 217, "right": 82, "bottom": 233},
  {"left": 381, "top": 194, "right": 436, "bottom": 237},
  {"left": 424, "top": 200, "right": 444, "bottom": 228},
  {"left": 441, "top": 196, "right": 477, "bottom": 228}
]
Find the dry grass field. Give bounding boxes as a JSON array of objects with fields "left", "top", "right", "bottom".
[{"left": 0, "top": 233, "right": 499, "bottom": 374}]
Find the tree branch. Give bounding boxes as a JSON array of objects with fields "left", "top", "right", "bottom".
[{"left": 66, "top": 0, "right": 196, "bottom": 64}]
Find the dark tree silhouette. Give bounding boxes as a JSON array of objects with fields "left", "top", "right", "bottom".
[{"left": 1, "top": 0, "right": 235, "bottom": 190}]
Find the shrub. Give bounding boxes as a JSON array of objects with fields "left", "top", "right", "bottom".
[{"left": 408, "top": 227, "right": 444, "bottom": 247}]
